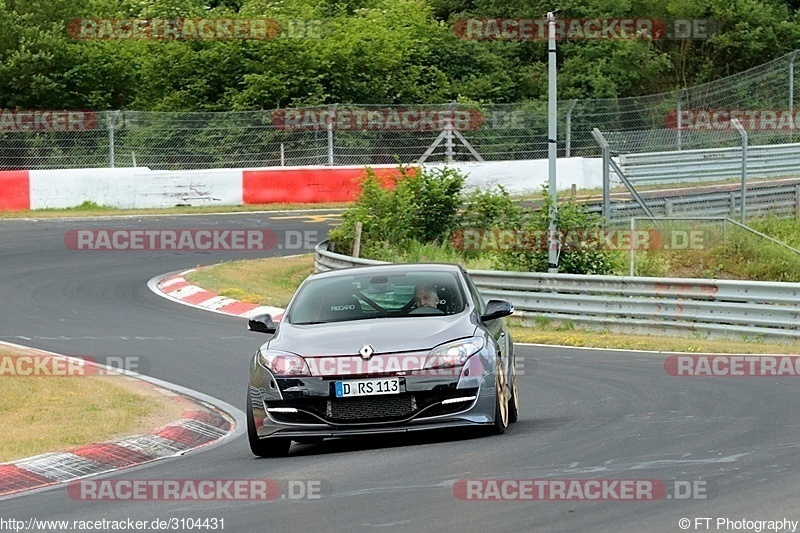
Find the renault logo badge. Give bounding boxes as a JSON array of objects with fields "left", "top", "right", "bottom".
[{"left": 359, "top": 345, "right": 374, "bottom": 360}]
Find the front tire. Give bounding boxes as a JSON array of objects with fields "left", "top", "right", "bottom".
[
  {"left": 247, "top": 390, "right": 291, "bottom": 457},
  {"left": 508, "top": 372, "right": 519, "bottom": 424},
  {"left": 491, "top": 370, "right": 509, "bottom": 435}
]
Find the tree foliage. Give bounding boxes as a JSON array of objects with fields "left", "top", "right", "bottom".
[{"left": 0, "top": 0, "right": 798, "bottom": 110}]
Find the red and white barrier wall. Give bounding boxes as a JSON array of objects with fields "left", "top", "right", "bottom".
[{"left": 0, "top": 158, "right": 602, "bottom": 211}]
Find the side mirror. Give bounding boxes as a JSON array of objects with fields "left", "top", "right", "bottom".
[
  {"left": 248, "top": 314, "right": 277, "bottom": 334},
  {"left": 480, "top": 299, "right": 514, "bottom": 322}
]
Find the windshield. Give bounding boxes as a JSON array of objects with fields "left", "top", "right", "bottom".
[{"left": 287, "top": 271, "right": 467, "bottom": 324}]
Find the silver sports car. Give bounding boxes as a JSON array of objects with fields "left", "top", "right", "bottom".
[{"left": 246, "top": 263, "right": 519, "bottom": 457}]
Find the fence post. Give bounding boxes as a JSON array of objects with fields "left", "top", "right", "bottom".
[
  {"left": 108, "top": 110, "right": 120, "bottom": 168},
  {"left": 327, "top": 104, "right": 337, "bottom": 166},
  {"left": 676, "top": 88, "right": 687, "bottom": 151},
  {"left": 565, "top": 99, "right": 577, "bottom": 157},
  {"left": 731, "top": 118, "right": 747, "bottom": 223},
  {"left": 445, "top": 102, "right": 456, "bottom": 163},
  {"left": 591, "top": 128, "right": 611, "bottom": 225},
  {"left": 629, "top": 217, "right": 636, "bottom": 276},
  {"left": 795, "top": 183, "right": 800, "bottom": 218},
  {"left": 445, "top": 117, "right": 454, "bottom": 163}
]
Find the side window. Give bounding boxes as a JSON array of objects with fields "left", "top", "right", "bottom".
[{"left": 464, "top": 274, "right": 485, "bottom": 315}]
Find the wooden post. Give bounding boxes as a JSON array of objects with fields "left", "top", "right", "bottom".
[{"left": 352, "top": 222, "right": 363, "bottom": 258}]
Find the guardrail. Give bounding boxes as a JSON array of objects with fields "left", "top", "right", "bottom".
[
  {"left": 584, "top": 177, "right": 800, "bottom": 223},
  {"left": 618, "top": 142, "right": 800, "bottom": 186},
  {"left": 315, "top": 240, "right": 800, "bottom": 340}
]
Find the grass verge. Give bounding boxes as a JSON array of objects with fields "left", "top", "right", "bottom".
[
  {"left": 0, "top": 201, "right": 347, "bottom": 219},
  {"left": 0, "top": 344, "right": 187, "bottom": 463},
  {"left": 185, "top": 254, "right": 800, "bottom": 354},
  {"left": 186, "top": 255, "right": 317, "bottom": 308}
]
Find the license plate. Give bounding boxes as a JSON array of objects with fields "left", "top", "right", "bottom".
[{"left": 334, "top": 378, "right": 400, "bottom": 398}]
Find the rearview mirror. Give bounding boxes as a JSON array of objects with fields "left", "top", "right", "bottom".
[
  {"left": 247, "top": 314, "right": 277, "bottom": 334},
  {"left": 480, "top": 299, "right": 514, "bottom": 322}
]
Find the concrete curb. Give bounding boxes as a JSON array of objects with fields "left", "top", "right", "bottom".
[
  {"left": 154, "top": 269, "right": 285, "bottom": 320},
  {"left": 0, "top": 343, "right": 236, "bottom": 499}
]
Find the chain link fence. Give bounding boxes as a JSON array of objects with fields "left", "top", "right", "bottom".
[{"left": 1, "top": 51, "right": 799, "bottom": 170}]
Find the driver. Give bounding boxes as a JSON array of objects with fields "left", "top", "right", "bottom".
[{"left": 414, "top": 284, "right": 440, "bottom": 309}]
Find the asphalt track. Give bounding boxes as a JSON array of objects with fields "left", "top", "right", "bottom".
[{"left": 2, "top": 213, "right": 800, "bottom": 532}]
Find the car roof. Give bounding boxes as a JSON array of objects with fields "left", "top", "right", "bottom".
[{"left": 309, "top": 262, "right": 466, "bottom": 280}]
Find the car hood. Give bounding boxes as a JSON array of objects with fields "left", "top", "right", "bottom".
[{"left": 264, "top": 314, "right": 477, "bottom": 357}]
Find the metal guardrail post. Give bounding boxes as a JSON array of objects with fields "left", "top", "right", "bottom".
[
  {"left": 796, "top": 184, "right": 800, "bottom": 218},
  {"left": 731, "top": 118, "right": 748, "bottom": 223},
  {"left": 565, "top": 99, "right": 577, "bottom": 157},
  {"left": 591, "top": 128, "right": 611, "bottom": 224},
  {"left": 629, "top": 217, "right": 636, "bottom": 276}
]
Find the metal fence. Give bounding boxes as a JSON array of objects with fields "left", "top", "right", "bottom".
[
  {"left": 592, "top": 120, "right": 800, "bottom": 224},
  {"left": 314, "top": 240, "right": 800, "bottom": 340},
  {"left": 617, "top": 142, "right": 800, "bottom": 186},
  {"left": 586, "top": 175, "right": 800, "bottom": 224},
  {"left": 3, "top": 50, "right": 800, "bottom": 170}
]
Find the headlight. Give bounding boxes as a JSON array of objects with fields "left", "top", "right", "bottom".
[
  {"left": 424, "top": 337, "right": 485, "bottom": 369},
  {"left": 257, "top": 350, "right": 310, "bottom": 377}
]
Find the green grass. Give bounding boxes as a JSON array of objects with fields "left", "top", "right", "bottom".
[
  {"left": 627, "top": 217, "right": 800, "bottom": 281},
  {"left": 186, "top": 255, "right": 317, "bottom": 308},
  {"left": 0, "top": 344, "right": 185, "bottom": 463}
]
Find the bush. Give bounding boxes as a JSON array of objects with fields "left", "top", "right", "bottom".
[
  {"left": 492, "top": 189, "right": 621, "bottom": 275},
  {"left": 330, "top": 169, "right": 619, "bottom": 275},
  {"left": 329, "top": 165, "right": 465, "bottom": 257},
  {"left": 458, "top": 185, "right": 522, "bottom": 230}
]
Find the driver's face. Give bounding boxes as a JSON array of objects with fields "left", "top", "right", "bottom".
[{"left": 415, "top": 289, "right": 438, "bottom": 308}]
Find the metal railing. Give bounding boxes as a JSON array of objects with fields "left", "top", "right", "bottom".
[
  {"left": 585, "top": 177, "right": 800, "bottom": 223},
  {"left": 315, "top": 240, "right": 800, "bottom": 340},
  {"left": 618, "top": 142, "right": 800, "bottom": 186}
]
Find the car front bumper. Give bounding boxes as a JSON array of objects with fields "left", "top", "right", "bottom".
[{"left": 248, "top": 355, "right": 499, "bottom": 439}]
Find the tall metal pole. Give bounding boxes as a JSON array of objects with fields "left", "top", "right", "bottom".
[
  {"left": 790, "top": 51, "right": 797, "bottom": 143},
  {"left": 547, "top": 12, "right": 559, "bottom": 273}
]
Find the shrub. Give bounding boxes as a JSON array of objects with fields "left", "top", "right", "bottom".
[
  {"left": 329, "top": 165, "right": 465, "bottom": 257},
  {"left": 492, "top": 189, "right": 621, "bottom": 275}
]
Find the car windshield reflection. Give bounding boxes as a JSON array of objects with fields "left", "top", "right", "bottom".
[{"left": 287, "top": 271, "right": 467, "bottom": 325}]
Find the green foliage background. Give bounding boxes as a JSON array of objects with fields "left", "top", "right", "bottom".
[{"left": 1, "top": 0, "right": 799, "bottom": 111}]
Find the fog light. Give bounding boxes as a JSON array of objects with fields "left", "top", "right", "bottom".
[{"left": 441, "top": 396, "right": 477, "bottom": 405}]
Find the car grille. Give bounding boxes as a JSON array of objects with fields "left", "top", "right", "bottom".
[
  {"left": 326, "top": 396, "right": 417, "bottom": 421},
  {"left": 266, "top": 389, "right": 478, "bottom": 425}
]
